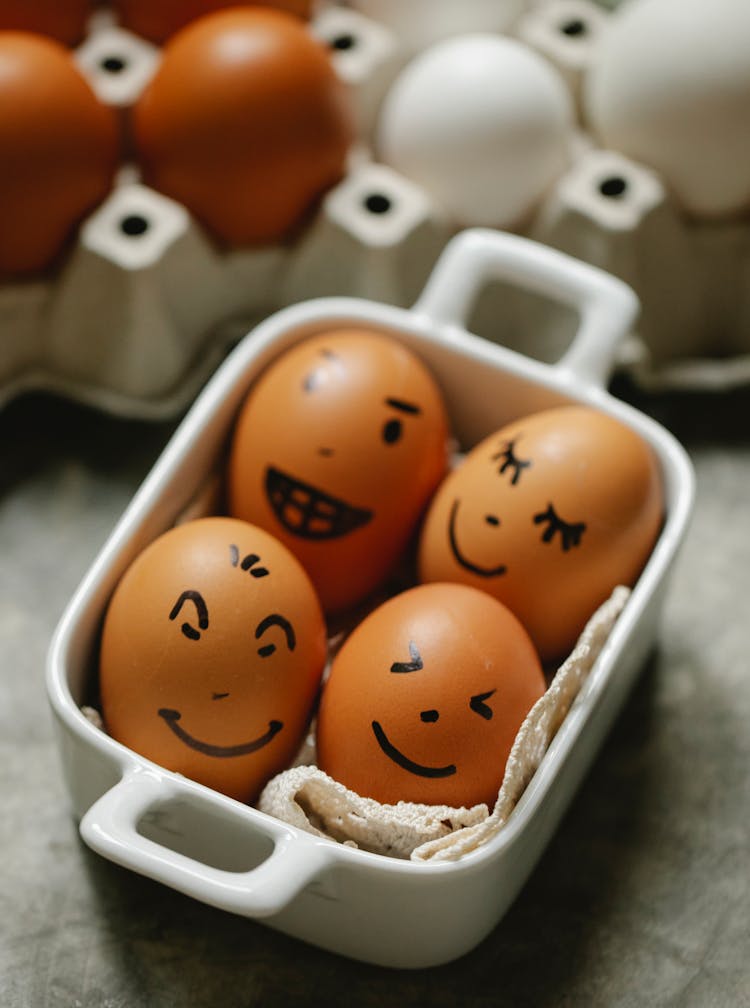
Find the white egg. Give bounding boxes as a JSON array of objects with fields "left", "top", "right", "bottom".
[
  {"left": 348, "top": 0, "right": 528, "bottom": 51},
  {"left": 377, "top": 35, "right": 574, "bottom": 229},
  {"left": 584, "top": 0, "right": 750, "bottom": 220}
]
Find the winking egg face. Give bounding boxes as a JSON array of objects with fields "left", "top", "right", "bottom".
[
  {"left": 228, "top": 328, "right": 450, "bottom": 613},
  {"left": 99, "top": 517, "right": 327, "bottom": 803},
  {"left": 418, "top": 406, "right": 663, "bottom": 663},
  {"left": 316, "top": 582, "right": 545, "bottom": 808}
]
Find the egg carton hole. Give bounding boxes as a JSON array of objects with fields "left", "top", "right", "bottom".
[
  {"left": 100, "top": 55, "right": 128, "bottom": 73},
  {"left": 599, "top": 176, "right": 628, "bottom": 198},
  {"left": 119, "top": 213, "right": 150, "bottom": 236},
  {"left": 363, "top": 192, "right": 393, "bottom": 214},
  {"left": 330, "top": 33, "right": 357, "bottom": 51},
  {"left": 560, "top": 18, "right": 588, "bottom": 36}
]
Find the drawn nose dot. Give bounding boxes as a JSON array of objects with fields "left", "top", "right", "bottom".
[
  {"left": 420, "top": 709, "right": 439, "bottom": 723},
  {"left": 485, "top": 514, "right": 500, "bottom": 526},
  {"left": 318, "top": 447, "right": 334, "bottom": 457}
]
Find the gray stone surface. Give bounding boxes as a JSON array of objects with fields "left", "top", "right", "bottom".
[{"left": 1, "top": 383, "right": 749, "bottom": 1007}]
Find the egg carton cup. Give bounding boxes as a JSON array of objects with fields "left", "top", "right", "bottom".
[
  {"left": 2, "top": 0, "right": 747, "bottom": 416},
  {"left": 47, "top": 229, "right": 693, "bottom": 967}
]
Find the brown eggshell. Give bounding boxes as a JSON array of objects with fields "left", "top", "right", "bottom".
[
  {"left": 0, "top": 32, "right": 120, "bottom": 277},
  {"left": 131, "top": 8, "right": 353, "bottom": 246},
  {"left": 419, "top": 405, "right": 664, "bottom": 663},
  {"left": 113, "top": 0, "right": 313, "bottom": 45},
  {"left": 100, "top": 517, "right": 327, "bottom": 804},
  {"left": 0, "top": 2, "right": 92, "bottom": 46},
  {"left": 228, "top": 328, "right": 450, "bottom": 613},
  {"left": 316, "top": 583, "right": 545, "bottom": 808}
]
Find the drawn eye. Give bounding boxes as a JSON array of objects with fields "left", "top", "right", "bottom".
[
  {"left": 169, "top": 590, "right": 209, "bottom": 641},
  {"left": 470, "top": 689, "right": 496, "bottom": 720},
  {"left": 491, "top": 439, "right": 531, "bottom": 486},
  {"left": 382, "top": 418, "right": 402, "bottom": 444},
  {"left": 255, "top": 613, "right": 296, "bottom": 657},
  {"left": 533, "top": 503, "right": 586, "bottom": 551}
]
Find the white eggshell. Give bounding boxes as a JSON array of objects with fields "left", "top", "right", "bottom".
[
  {"left": 348, "top": 0, "right": 528, "bottom": 51},
  {"left": 377, "top": 35, "right": 574, "bottom": 229},
  {"left": 584, "top": 0, "right": 750, "bottom": 219}
]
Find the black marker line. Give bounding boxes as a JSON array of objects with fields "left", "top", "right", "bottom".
[
  {"left": 448, "top": 500, "right": 507, "bottom": 578},
  {"left": 371, "top": 721, "right": 456, "bottom": 778},
  {"left": 255, "top": 613, "right": 296, "bottom": 652},
  {"left": 390, "top": 640, "right": 423, "bottom": 673},
  {"left": 158, "top": 709, "right": 283, "bottom": 758},
  {"left": 470, "top": 689, "right": 496, "bottom": 721},
  {"left": 385, "top": 397, "right": 421, "bottom": 415}
]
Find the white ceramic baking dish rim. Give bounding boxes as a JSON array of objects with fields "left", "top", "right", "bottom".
[{"left": 45, "top": 228, "right": 694, "bottom": 949}]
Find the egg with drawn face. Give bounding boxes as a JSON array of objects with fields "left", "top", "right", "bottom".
[
  {"left": 316, "top": 582, "right": 545, "bottom": 808},
  {"left": 100, "top": 517, "right": 327, "bottom": 803},
  {"left": 419, "top": 406, "right": 663, "bottom": 664},
  {"left": 228, "top": 329, "right": 450, "bottom": 614}
]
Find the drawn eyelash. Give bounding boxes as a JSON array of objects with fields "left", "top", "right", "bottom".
[
  {"left": 533, "top": 503, "right": 586, "bottom": 551},
  {"left": 491, "top": 439, "right": 531, "bottom": 486}
]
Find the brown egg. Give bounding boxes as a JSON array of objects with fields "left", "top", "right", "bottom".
[
  {"left": 113, "top": 0, "right": 313, "bottom": 45},
  {"left": 0, "top": 32, "right": 119, "bottom": 277},
  {"left": 228, "top": 329, "right": 450, "bottom": 613},
  {"left": 316, "top": 583, "right": 545, "bottom": 808},
  {"left": 419, "top": 405, "right": 663, "bottom": 663},
  {"left": 100, "top": 517, "right": 327, "bottom": 804},
  {"left": 131, "top": 8, "right": 353, "bottom": 246},
  {"left": 0, "top": 1, "right": 92, "bottom": 46}
]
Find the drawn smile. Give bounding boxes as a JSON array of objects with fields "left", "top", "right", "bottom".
[
  {"left": 158, "top": 708, "right": 283, "bottom": 758},
  {"left": 448, "top": 499, "right": 507, "bottom": 578},
  {"left": 371, "top": 720, "right": 457, "bottom": 779},
  {"left": 265, "top": 466, "right": 373, "bottom": 540}
]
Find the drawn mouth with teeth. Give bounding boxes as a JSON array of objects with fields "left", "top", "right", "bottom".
[{"left": 265, "top": 466, "right": 374, "bottom": 540}]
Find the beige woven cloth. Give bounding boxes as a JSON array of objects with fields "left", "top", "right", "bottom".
[{"left": 259, "top": 586, "right": 630, "bottom": 862}]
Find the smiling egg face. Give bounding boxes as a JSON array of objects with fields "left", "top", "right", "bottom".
[
  {"left": 228, "top": 329, "right": 450, "bottom": 614},
  {"left": 316, "top": 583, "right": 545, "bottom": 808},
  {"left": 418, "top": 406, "right": 663, "bottom": 663},
  {"left": 99, "top": 517, "right": 327, "bottom": 803}
]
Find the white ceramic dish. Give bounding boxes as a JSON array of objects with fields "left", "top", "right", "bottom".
[{"left": 46, "top": 229, "right": 694, "bottom": 969}]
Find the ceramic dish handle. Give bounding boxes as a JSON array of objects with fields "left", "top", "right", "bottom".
[
  {"left": 413, "top": 227, "right": 639, "bottom": 388},
  {"left": 80, "top": 767, "right": 332, "bottom": 918}
]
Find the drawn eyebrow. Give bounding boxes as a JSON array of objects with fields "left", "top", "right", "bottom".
[
  {"left": 385, "top": 397, "right": 421, "bottom": 415},
  {"left": 390, "top": 640, "right": 424, "bottom": 673},
  {"left": 303, "top": 349, "right": 343, "bottom": 392},
  {"left": 255, "top": 613, "right": 296, "bottom": 656},
  {"left": 169, "top": 590, "right": 209, "bottom": 641}
]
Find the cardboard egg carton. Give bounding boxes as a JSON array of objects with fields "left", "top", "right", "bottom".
[{"left": 2, "top": 0, "right": 748, "bottom": 417}]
